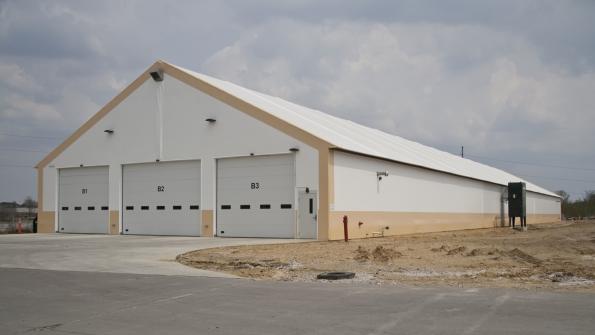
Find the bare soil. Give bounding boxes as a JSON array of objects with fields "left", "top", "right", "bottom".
[{"left": 177, "top": 220, "right": 595, "bottom": 291}]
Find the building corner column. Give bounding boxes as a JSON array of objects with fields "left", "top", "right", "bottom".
[{"left": 317, "top": 148, "right": 333, "bottom": 241}]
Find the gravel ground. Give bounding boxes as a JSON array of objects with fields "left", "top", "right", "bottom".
[{"left": 178, "top": 220, "right": 595, "bottom": 291}]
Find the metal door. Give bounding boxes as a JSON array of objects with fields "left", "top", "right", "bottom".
[
  {"left": 298, "top": 190, "right": 317, "bottom": 239},
  {"left": 217, "top": 154, "right": 295, "bottom": 237},
  {"left": 122, "top": 160, "right": 201, "bottom": 236},
  {"left": 58, "top": 166, "right": 109, "bottom": 233}
]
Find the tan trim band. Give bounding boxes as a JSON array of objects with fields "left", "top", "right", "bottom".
[
  {"left": 201, "top": 210, "right": 214, "bottom": 237},
  {"left": 317, "top": 149, "right": 333, "bottom": 240},
  {"left": 36, "top": 167, "right": 43, "bottom": 214},
  {"left": 37, "top": 211, "right": 55, "bottom": 233},
  {"left": 328, "top": 211, "right": 560, "bottom": 240},
  {"left": 109, "top": 211, "right": 119, "bottom": 235}
]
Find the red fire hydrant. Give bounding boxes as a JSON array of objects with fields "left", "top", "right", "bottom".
[{"left": 343, "top": 215, "right": 349, "bottom": 242}]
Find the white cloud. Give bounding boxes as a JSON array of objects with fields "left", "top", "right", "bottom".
[
  {"left": 1, "top": 94, "right": 61, "bottom": 121},
  {"left": 203, "top": 19, "right": 595, "bottom": 155},
  {"left": 0, "top": 63, "right": 40, "bottom": 91},
  {"left": 0, "top": 0, "right": 594, "bottom": 201}
]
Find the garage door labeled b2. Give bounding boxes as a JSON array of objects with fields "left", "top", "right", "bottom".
[
  {"left": 123, "top": 160, "right": 201, "bottom": 236},
  {"left": 217, "top": 154, "right": 295, "bottom": 238}
]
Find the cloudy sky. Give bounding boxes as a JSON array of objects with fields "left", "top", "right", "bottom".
[{"left": 1, "top": 0, "right": 594, "bottom": 203}]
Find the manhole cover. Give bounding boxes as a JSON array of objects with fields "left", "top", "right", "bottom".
[{"left": 316, "top": 272, "right": 356, "bottom": 280}]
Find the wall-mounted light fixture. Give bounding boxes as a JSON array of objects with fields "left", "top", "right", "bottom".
[
  {"left": 289, "top": 147, "right": 300, "bottom": 153},
  {"left": 150, "top": 70, "right": 164, "bottom": 82},
  {"left": 104, "top": 129, "right": 114, "bottom": 134},
  {"left": 205, "top": 118, "right": 216, "bottom": 123},
  {"left": 376, "top": 171, "right": 389, "bottom": 180}
]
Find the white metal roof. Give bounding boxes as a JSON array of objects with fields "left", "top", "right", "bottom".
[{"left": 174, "top": 64, "right": 558, "bottom": 197}]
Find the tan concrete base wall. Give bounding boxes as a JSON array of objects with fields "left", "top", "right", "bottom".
[
  {"left": 109, "top": 211, "right": 119, "bottom": 235},
  {"left": 527, "top": 214, "right": 560, "bottom": 225},
  {"left": 328, "top": 211, "right": 560, "bottom": 240},
  {"left": 37, "top": 211, "right": 55, "bottom": 233},
  {"left": 201, "top": 210, "right": 214, "bottom": 237}
]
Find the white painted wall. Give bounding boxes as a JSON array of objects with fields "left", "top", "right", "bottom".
[
  {"left": 333, "top": 150, "right": 559, "bottom": 215},
  {"left": 42, "top": 75, "right": 319, "bottom": 222},
  {"left": 526, "top": 191, "right": 561, "bottom": 216}
]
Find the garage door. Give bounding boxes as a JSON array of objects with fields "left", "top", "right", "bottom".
[
  {"left": 122, "top": 160, "right": 201, "bottom": 236},
  {"left": 58, "top": 166, "right": 109, "bottom": 234},
  {"left": 217, "top": 154, "right": 295, "bottom": 238}
]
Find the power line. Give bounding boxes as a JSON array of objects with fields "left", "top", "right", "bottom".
[
  {"left": 518, "top": 174, "right": 595, "bottom": 184},
  {"left": 467, "top": 154, "right": 595, "bottom": 172},
  {"left": 0, "top": 148, "right": 47, "bottom": 153},
  {"left": 0, "top": 132, "right": 63, "bottom": 140},
  {"left": 0, "top": 164, "right": 34, "bottom": 168}
]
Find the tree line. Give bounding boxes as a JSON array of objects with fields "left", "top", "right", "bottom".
[
  {"left": 555, "top": 190, "right": 595, "bottom": 218},
  {"left": 0, "top": 196, "right": 37, "bottom": 209}
]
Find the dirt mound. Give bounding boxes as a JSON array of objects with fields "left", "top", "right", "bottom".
[
  {"left": 179, "top": 220, "right": 595, "bottom": 292},
  {"left": 354, "top": 246, "right": 370, "bottom": 262},
  {"left": 485, "top": 248, "right": 503, "bottom": 255},
  {"left": 372, "top": 246, "right": 402, "bottom": 262},
  {"left": 447, "top": 246, "right": 467, "bottom": 255},
  {"left": 507, "top": 248, "right": 542, "bottom": 265},
  {"left": 431, "top": 245, "right": 448, "bottom": 252},
  {"left": 354, "top": 245, "right": 402, "bottom": 262},
  {"left": 467, "top": 248, "right": 481, "bottom": 256}
]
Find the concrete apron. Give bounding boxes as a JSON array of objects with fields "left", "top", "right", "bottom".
[{"left": 0, "top": 234, "right": 304, "bottom": 278}]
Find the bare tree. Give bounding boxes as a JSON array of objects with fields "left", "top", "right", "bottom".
[
  {"left": 555, "top": 190, "right": 569, "bottom": 203},
  {"left": 22, "top": 196, "right": 37, "bottom": 215}
]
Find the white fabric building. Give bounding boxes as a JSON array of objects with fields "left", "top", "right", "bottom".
[{"left": 36, "top": 60, "right": 561, "bottom": 240}]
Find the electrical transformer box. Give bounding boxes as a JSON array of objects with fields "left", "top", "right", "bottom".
[{"left": 508, "top": 182, "right": 526, "bottom": 217}]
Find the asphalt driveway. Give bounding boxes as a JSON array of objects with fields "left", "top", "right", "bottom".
[
  {"left": 1, "top": 234, "right": 594, "bottom": 334},
  {"left": 0, "top": 233, "right": 297, "bottom": 277},
  {"left": 2, "top": 268, "right": 595, "bottom": 335}
]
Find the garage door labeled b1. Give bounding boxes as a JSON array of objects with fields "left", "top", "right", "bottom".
[
  {"left": 217, "top": 154, "right": 295, "bottom": 238},
  {"left": 123, "top": 160, "right": 201, "bottom": 236},
  {"left": 58, "top": 166, "right": 109, "bottom": 234}
]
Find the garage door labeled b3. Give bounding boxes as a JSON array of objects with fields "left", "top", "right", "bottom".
[{"left": 217, "top": 154, "right": 295, "bottom": 238}]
